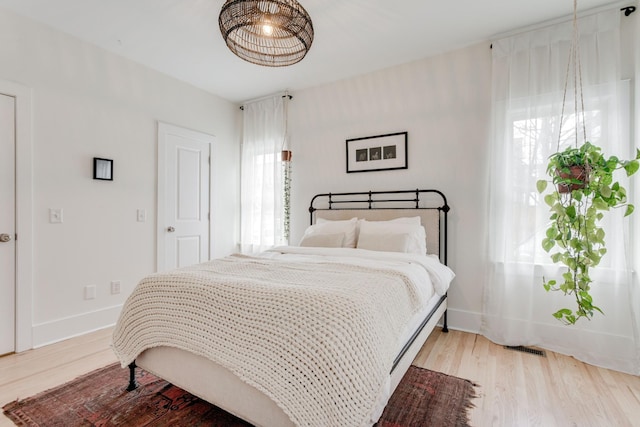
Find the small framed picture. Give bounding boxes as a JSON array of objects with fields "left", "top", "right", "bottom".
[
  {"left": 93, "top": 157, "right": 113, "bottom": 181},
  {"left": 346, "top": 132, "right": 407, "bottom": 173}
]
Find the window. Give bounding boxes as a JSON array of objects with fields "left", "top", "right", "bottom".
[
  {"left": 501, "top": 84, "right": 627, "bottom": 267},
  {"left": 240, "top": 96, "right": 286, "bottom": 253}
]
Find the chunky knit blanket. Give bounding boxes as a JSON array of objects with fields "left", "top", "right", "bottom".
[{"left": 112, "top": 251, "right": 434, "bottom": 427}]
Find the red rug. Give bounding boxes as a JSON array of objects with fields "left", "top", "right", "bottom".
[{"left": 3, "top": 363, "right": 478, "bottom": 426}]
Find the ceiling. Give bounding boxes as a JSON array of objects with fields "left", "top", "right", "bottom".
[{"left": 0, "top": 0, "right": 625, "bottom": 103}]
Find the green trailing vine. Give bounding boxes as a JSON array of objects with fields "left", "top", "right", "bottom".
[
  {"left": 282, "top": 156, "right": 292, "bottom": 242},
  {"left": 536, "top": 142, "right": 640, "bottom": 325}
]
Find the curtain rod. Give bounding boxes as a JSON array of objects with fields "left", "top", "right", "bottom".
[
  {"left": 239, "top": 92, "right": 293, "bottom": 111},
  {"left": 490, "top": 1, "right": 636, "bottom": 45}
]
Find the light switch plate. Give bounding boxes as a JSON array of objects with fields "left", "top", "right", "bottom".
[
  {"left": 110, "top": 280, "right": 121, "bottom": 295},
  {"left": 49, "top": 208, "right": 63, "bottom": 223},
  {"left": 137, "top": 209, "right": 146, "bottom": 222}
]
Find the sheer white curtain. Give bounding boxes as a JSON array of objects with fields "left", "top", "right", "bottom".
[
  {"left": 240, "top": 96, "right": 286, "bottom": 253},
  {"left": 484, "top": 8, "right": 639, "bottom": 374}
]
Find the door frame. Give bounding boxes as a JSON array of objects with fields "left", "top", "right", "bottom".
[
  {"left": 157, "top": 121, "right": 213, "bottom": 272},
  {"left": 0, "top": 79, "right": 33, "bottom": 352}
]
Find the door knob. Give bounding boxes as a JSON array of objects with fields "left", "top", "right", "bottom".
[
  {"left": 167, "top": 226, "right": 175, "bottom": 233},
  {"left": 0, "top": 233, "right": 12, "bottom": 243}
]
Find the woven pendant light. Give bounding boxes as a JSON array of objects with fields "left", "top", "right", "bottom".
[{"left": 219, "top": 0, "right": 314, "bottom": 67}]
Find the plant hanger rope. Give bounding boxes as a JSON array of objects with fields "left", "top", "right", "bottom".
[{"left": 557, "top": 0, "right": 588, "bottom": 153}]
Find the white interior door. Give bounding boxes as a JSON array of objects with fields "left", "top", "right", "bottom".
[
  {"left": 0, "top": 93, "right": 16, "bottom": 355},
  {"left": 158, "top": 123, "right": 213, "bottom": 272}
]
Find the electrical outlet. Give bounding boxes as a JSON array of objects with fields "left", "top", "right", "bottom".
[
  {"left": 84, "top": 285, "right": 96, "bottom": 300},
  {"left": 110, "top": 280, "right": 121, "bottom": 295}
]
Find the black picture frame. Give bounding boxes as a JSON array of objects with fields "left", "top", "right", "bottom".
[
  {"left": 93, "top": 157, "right": 113, "bottom": 181},
  {"left": 346, "top": 132, "right": 408, "bottom": 173}
]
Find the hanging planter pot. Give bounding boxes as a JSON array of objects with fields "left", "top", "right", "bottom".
[
  {"left": 281, "top": 150, "right": 292, "bottom": 161},
  {"left": 555, "top": 164, "right": 589, "bottom": 193},
  {"left": 546, "top": 145, "right": 591, "bottom": 194}
]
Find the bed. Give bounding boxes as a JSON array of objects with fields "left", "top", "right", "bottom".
[{"left": 112, "top": 188, "right": 453, "bottom": 427}]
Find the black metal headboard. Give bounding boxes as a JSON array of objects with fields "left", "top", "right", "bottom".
[{"left": 309, "top": 189, "right": 450, "bottom": 265}]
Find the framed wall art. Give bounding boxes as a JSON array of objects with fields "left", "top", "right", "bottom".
[
  {"left": 93, "top": 157, "right": 113, "bottom": 181},
  {"left": 346, "top": 132, "right": 407, "bottom": 173}
]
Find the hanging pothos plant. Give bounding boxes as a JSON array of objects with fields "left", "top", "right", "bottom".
[
  {"left": 536, "top": 142, "right": 640, "bottom": 324},
  {"left": 282, "top": 150, "right": 292, "bottom": 243},
  {"left": 533, "top": 0, "right": 640, "bottom": 325}
]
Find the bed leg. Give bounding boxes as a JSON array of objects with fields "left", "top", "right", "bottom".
[
  {"left": 126, "top": 361, "right": 138, "bottom": 391},
  {"left": 442, "top": 310, "right": 449, "bottom": 333}
]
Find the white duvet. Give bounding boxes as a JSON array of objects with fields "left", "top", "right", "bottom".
[
  {"left": 112, "top": 247, "right": 454, "bottom": 427},
  {"left": 262, "top": 246, "right": 454, "bottom": 297}
]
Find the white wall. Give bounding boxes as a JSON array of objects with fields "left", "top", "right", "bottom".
[
  {"left": 0, "top": 8, "right": 240, "bottom": 347},
  {"left": 288, "top": 43, "right": 493, "bottom": 332}
]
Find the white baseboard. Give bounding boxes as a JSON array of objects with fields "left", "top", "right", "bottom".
[
  {"left": 445, "top": 307, "right": 482, "bottom": 334},
  {"left": 32, "top": 304, "right": 123, "bottom": 348},
  {"left": 28, "top": 305, "right": 482, "bottom": 350}
]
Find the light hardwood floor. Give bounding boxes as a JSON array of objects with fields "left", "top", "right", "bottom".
[{"left": 1, "top": 327, "right": 639, "bottom": 426}]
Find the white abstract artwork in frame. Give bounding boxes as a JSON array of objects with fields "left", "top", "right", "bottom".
[{"left": 93, "top": 157, "right": 113, "bottom": 181}]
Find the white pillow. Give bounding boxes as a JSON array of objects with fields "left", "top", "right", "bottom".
[
  {"left": 357, "top": 219, "right": 427, "bottom": 254},
  {"left": 356, "top": 232, "right": 412, "bottom": 253},
  {"left": 356, "top": 216, "right": 420, "bottom": 229},
  {"left": 384, "top": 216, "right": 421, "bottom": 225},
  {"left": 299, "top": 233, "right": 345, "bottom": 248},
  {"left": 300, "top": 217, "right": 358, "bottom": 248}
]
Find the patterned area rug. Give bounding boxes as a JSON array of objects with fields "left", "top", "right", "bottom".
[{"left": 3, "top": 363, "right": 478, "bottom": 426}]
